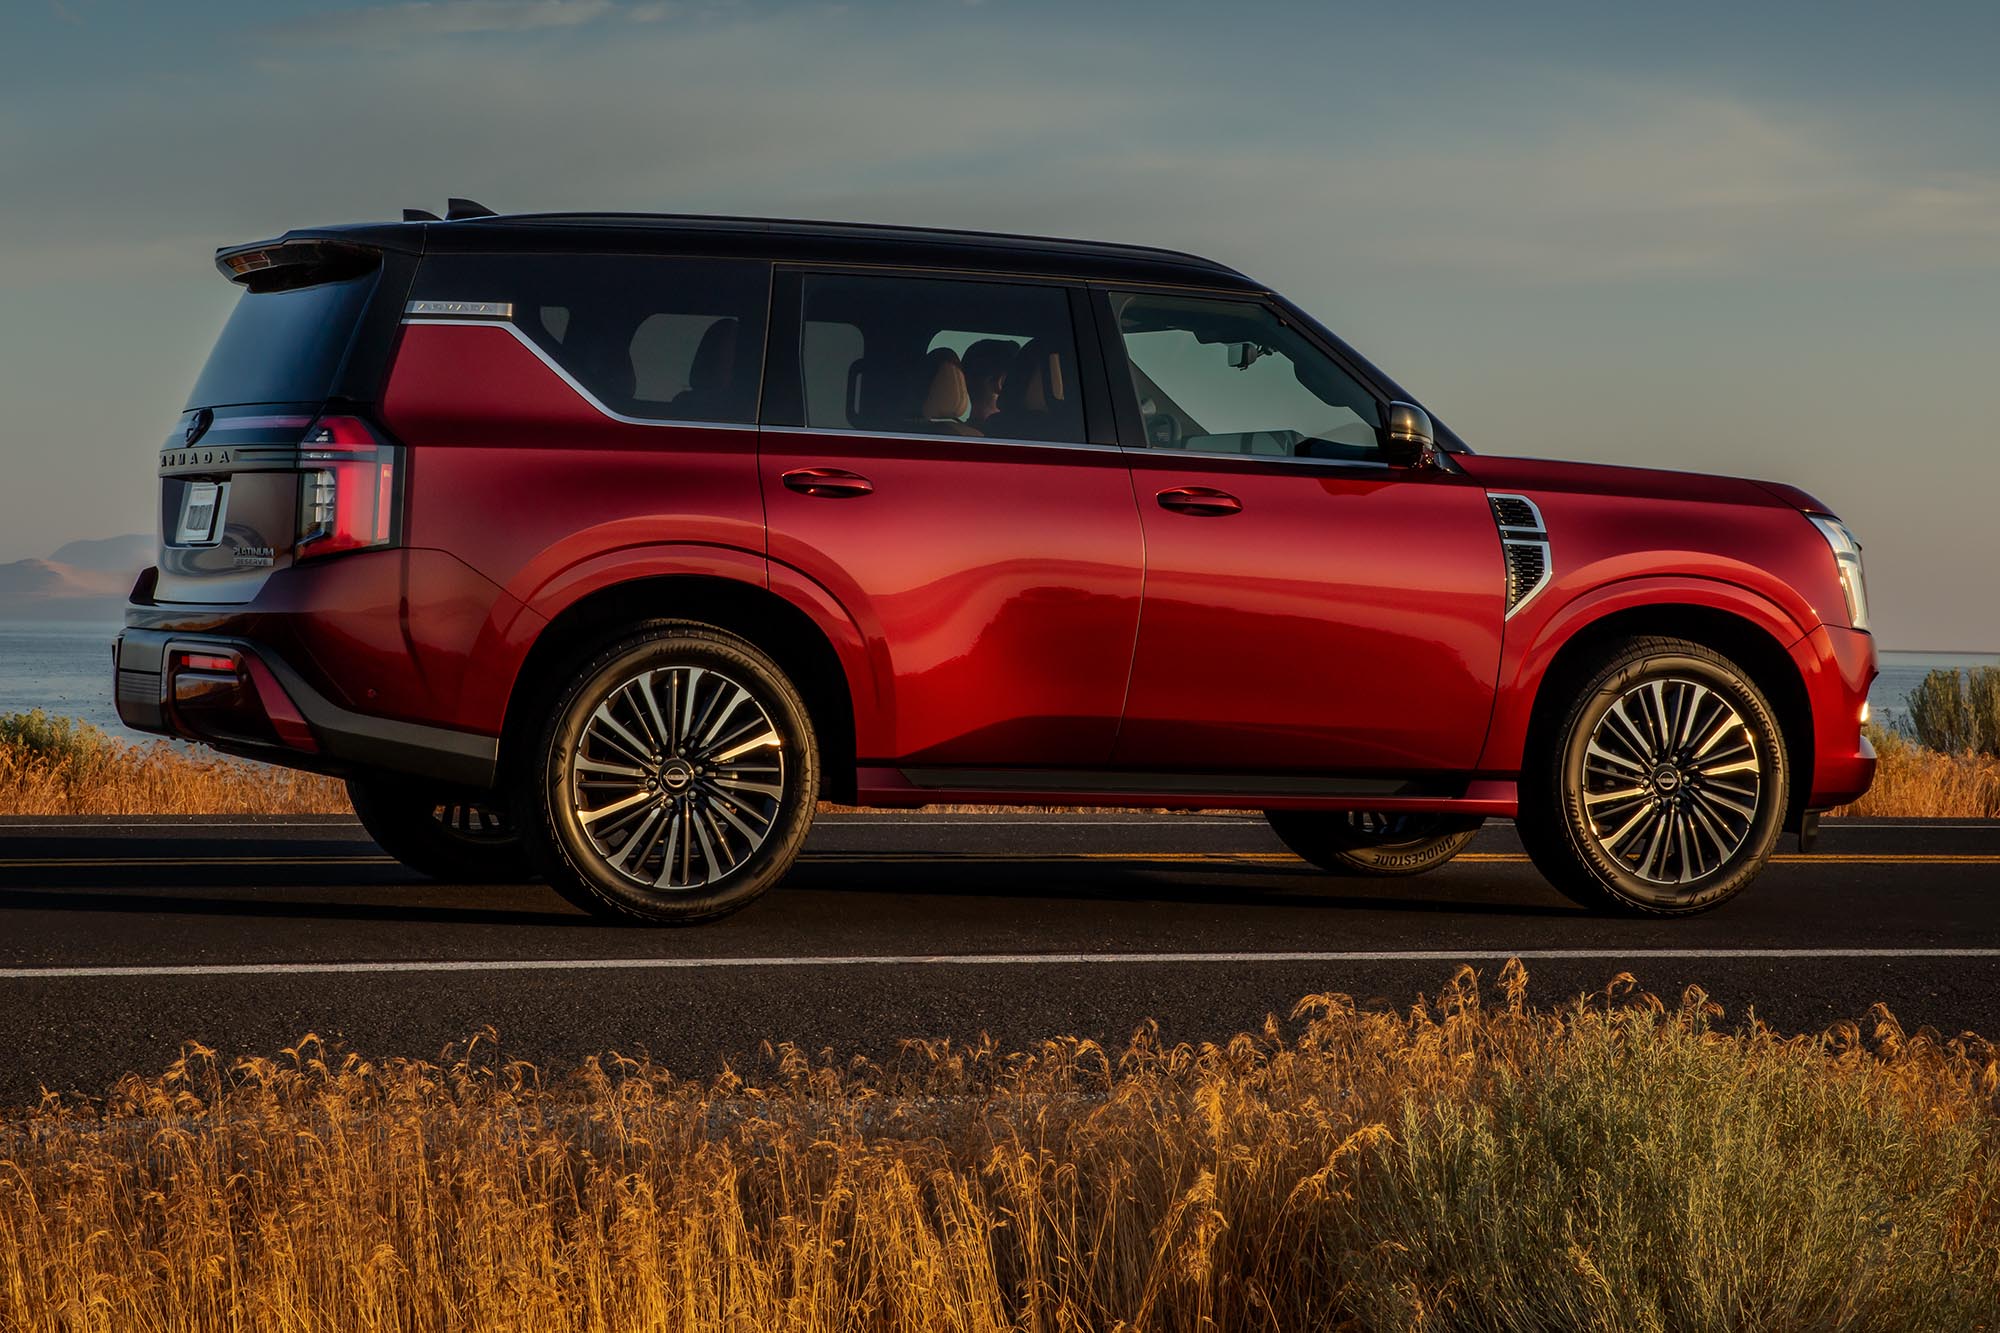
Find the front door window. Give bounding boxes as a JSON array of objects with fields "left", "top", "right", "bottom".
[{"left": 1111, "top": 292, "right": 1381, "bottom": 462}]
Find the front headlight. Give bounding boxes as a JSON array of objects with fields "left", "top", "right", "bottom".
[{"left": 1806, "top": 514, "right": 1869, "bottom": 632}]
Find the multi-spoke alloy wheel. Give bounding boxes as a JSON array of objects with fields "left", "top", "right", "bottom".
[
  {"left": 568, "top": 665, "right": 785, "bottom": 891},
  {"left": 1579, "top": 678, "right": 1763, "bottom": 885},
  {"left": 1518, "top": 635, "right": 1788, "bottom": 915},
  {"left": 528, "top": 623, "right": 819, "bottom": 925}
]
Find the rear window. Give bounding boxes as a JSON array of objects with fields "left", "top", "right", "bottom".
[
  {"left": 187, "top": 271, "right": 379, "bottom": 409},
  {"left": 409, "top": 254, "right": 770, "bottom": 425}
]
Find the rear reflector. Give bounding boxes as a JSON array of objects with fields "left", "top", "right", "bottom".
[{"left": 176, "top": 651, "right": 239, "bottom": 674}]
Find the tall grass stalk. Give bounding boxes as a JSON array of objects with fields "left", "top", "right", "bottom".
[{"left": 3, "top": 966, "right": 1997, "bottom": 1331}]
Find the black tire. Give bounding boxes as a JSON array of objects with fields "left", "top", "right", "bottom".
[
  {"left": 1517, "top": 635, "right": 1788, "bottom": 915},
  {"left": 1265, "top": 810, "right": 1483, "bottom": 877},
  {"left": 521, "top": 621, "right": 819, "bottom": 925},
  {"left": 346, "top": 776, "right": 531, "bottom": 883}
]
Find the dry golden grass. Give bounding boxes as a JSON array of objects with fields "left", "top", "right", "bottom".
[
  {"left": 2, "top": 965, "right": 1997, "bottom": 1332},
  {"left": 0, "top": 731, "right": 348, "bottom": 816},
  {"left": 4, "top": 713, "right": 1994, "bottom": 820},
  {"left": 1832, "top": 725, "right": 2000, "bottom": 819}
]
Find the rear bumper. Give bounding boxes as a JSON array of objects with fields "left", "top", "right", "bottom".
[
  {"left": 115, "top": 625, "right": 498, "bottom": 788},
  {"left": 1792, "top": 622, "right": 1877, "bottom": 809}
]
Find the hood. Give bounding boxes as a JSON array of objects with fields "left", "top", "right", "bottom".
[{"left": 1455, "top": 454, "right": 1791, "bottom": 509}]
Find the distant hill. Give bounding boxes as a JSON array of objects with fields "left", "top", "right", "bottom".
[
  {"left": 47, "top": 534, "right": 152, "bottom": 575},
  {"left": 0, "top": 534, "right": 148, "bottom": 622}
]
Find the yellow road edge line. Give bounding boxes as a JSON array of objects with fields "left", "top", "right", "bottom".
[{"left": 1, "top": 852, "right": 1997, "bottom": 870}]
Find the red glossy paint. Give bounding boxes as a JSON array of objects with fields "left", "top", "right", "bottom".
[
  {"left": 1115, "top": 452, "right": 1504, "bottom": 773},
  {"left": 120, "top": 239, "right": 1877, "bottom": 839},
  {"left": 760, "top": 431, "right": 1144, "bottom": 765}
]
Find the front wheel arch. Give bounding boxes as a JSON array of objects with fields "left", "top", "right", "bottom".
[{"left": 1523, "top": 604, "right": 1814, "bottom": 835}]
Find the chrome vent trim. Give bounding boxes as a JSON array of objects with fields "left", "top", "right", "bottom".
[{"left": 1487, "top": 492, "right": 1551, "bottom": 618}]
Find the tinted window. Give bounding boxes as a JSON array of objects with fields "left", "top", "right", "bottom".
[
  {"left": 1112, "top": 293, "right": 1381, "bottom": 461},
  {"left": 411, "top": 255, "right": 769, "bottom": 424},
  {"left": 188, "top": 271, "right": 378, "bottom": 409},
  {"left": 800, "top": 274, "right": 1085, "bottom": 444}
]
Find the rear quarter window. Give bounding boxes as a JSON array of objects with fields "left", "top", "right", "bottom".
[
  {"left": 188, "top": 271, "right": 379, "bottom": 409},
  {"left": 409, "top": 254, "right": 770, "bottom": 424}
]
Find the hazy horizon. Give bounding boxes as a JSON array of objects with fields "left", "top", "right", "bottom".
[{"left": 4, "top": 0, "right": 1996, "bottom": 648}]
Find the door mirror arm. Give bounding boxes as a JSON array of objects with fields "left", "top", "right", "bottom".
[{"left": 1379, "top": 401, "right": 1438, "bottom": 470}]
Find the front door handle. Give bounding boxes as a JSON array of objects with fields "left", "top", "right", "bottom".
[
  {"left": 1156, "top": 485, "right": 1242, "bottom": 516},
  {"left": 782, "top": 467, "right": 874, "bottom": 499}
]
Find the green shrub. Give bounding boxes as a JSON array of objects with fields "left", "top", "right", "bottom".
[
  {"left": 0, "top": 710, "right": 113, "bottom": 765},
  {"left": 1908, "top": 670, "right": 1973, "bottom": 754},
  {"left": 1968, "top": 666, "right": 2000, "bottom": 758}
]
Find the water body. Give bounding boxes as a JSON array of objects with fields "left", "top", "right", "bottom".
[{"left": 0, "top": 619, "right": 1990, "bottom": 746}]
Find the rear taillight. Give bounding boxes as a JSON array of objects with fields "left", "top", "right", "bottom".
[{"left": 296, "top": 415, "right": 400, "bottom": 559}]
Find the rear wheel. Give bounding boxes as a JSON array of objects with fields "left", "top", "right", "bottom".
[
  {"left": 1516, "top": 635, "right": 1788, "bottom": 915},
  {"left": 522, "top": 622, "right": 819, "bottom": 925},
  {"left": 1264, "top": 810, "right": 1483, "bottom": 877},
  {"left": 346, "top": 776, "right": 530, "bottom": 883}
]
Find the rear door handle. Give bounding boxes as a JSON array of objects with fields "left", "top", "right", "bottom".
[
  {"left": 781, "top": 467, "right": 874, "bottom": 499},
  {"left": 1156, "top": 485, "right": 1242, "bottom": 516}
]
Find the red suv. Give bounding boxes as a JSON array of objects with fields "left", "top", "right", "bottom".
[{"left": 115, "top": 206, "right": 1877, "bottom": 922}]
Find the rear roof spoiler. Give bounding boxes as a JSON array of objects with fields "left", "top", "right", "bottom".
[{"left": 213, "top": 236, "right": 406, "bottom": 290}]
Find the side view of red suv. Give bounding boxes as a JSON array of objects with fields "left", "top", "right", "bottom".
[{"left": 115, "top": 205, "right": 1877, "bottom": 923}]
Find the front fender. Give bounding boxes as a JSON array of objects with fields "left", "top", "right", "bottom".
[{"left": 1477, "top": 574, "right": 1812, "bottom": 774}]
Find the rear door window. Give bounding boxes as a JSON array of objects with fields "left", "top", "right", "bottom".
[
  {"left": 799, "top": 274, "right": 1086, "bottom": 444},
  {"left": 409, "top": 255, "right": 770, "bottom": 424}
]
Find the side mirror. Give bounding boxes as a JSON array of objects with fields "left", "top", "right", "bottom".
[{"left": 1379, "top": 401, "right": 1437, "bottom": 469}]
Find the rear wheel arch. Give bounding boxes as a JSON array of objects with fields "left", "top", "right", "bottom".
[
  {"left": 1525, "top": 604, "right": 1814, "bottom": 832},
  {"left": 499, "top": 575, "right": 859, "bottom": 803}
]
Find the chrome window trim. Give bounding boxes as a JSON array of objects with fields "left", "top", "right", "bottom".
[
  {"left": 763, "top": 423, "right": 1121, "bottom": 455},
  {"left": 1120, "top": 445, "right": 1393, "bottom": 471},
  {"left": 1487, "top": 491, "right": 1552, "bottom": 619},
  {"left": 400, "top": 318, "right": 760, "bottom": 433}
]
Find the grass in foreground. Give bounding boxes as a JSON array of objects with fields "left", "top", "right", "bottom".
[
  {"left": 3, "top": 965, "right": 1997, "bottom": 1331},
  {"left": 4, "top": 711, "right": 1997, "bottom": 819}
]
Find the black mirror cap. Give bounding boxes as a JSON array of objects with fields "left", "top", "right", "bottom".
[{"left": 1380, "top": 400, "right": 1437, "bottom": 469}]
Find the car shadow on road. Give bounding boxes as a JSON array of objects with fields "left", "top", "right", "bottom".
[{"left": 777, "top": 861, "right": 1585, "bottom": 919}]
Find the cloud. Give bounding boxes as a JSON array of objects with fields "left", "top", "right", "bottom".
[
  {"left": 8, "top": 8, "right": 1996, "bottom": 298},
  {"left": 264, "top": 0, "right": 619, "bottom": 42}
]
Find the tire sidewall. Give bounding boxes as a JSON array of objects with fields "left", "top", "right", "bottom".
[
  {"left": 1556, "top": 649, "right": 1787, "bottom": 913},
  {"left": 529, "top": 626, "right": 818, "bottom": 923},
  {"left": 1266, "top": 811, "right": 1483, "bottom": 877}
]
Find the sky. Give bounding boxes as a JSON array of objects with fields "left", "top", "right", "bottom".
[{"left": 2, "top": 0, "right": 1996, "bottom": 647}]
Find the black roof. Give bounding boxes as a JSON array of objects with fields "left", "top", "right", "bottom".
[{"left": 228, "top": 211, "right": 1265, "bottom": 293}]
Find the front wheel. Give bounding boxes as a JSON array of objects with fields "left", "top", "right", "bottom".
[
  {"left": 1516, "top": 635, "right": 1788, "bottom": 915},
  {"left": 1264, "top": 810, "right": 1484, "bottom": 877},
  {"left": 522, "top": 622, "right": 819, "bottom": 925}
]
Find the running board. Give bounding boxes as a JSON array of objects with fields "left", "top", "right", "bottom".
[{"left": 857, "top": 766, "right": 1517, "bottom": 815}]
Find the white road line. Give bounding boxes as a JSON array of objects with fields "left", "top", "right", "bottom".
[{"left": 5, "top": 948, "right": 2000, "bottom": 981}]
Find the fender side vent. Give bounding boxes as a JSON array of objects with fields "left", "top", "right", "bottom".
[{"left": 1487, "top": 492, "right": 1551, "bottom": 617}]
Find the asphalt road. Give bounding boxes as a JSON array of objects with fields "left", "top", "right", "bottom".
[{"left": 2, "top": 813, "right": 1997, "bottom": 1104}]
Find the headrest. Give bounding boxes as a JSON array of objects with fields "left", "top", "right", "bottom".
[
  {"left": 687, "top": 318, "right": 739, "bottom": 390},
  {"left": 920, "top": 349, "right": 969, "bottom": 421},
  {"left": 1007, "top": 338, "right": 1066, "bottom": 414}
]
